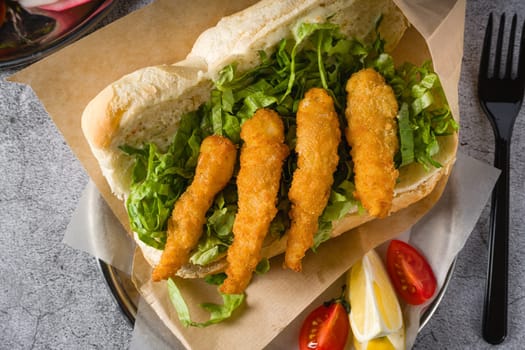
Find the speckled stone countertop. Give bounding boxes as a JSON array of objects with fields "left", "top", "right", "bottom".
[{"left": 1, "top": 0, "right": 524, "bottom": 349}]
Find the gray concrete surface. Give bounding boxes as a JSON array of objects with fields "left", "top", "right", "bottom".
[{"left": 1, "top": 0, "right": 524, "bottom": 349}]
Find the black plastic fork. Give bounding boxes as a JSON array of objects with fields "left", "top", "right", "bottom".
[{"left": 478, "top": 13, "right": 525, "bottom": 345}]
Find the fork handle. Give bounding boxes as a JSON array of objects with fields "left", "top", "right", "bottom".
[{"left": 482, "top": 138, "right": 510, "bottom": 345}]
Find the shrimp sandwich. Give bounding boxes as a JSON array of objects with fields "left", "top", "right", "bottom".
[{"left": 81, "top": 0, "right": 458, "bottom": 301}]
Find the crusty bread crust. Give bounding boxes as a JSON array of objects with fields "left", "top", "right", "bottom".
[
  {"left": 81, "top": 0, "right": 409, "bottom": 199},
  {"left": 81, "top": 0, "right": 458, "bottom": 279},
  {"left": 81, "top": 60, "right": 211, "bottom": 199}
]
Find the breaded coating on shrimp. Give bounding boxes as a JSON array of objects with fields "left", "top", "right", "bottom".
[
  {"left": 151, "top": 135, "right": 236, "bottom": 282},
  {"left": 220, "top": 109, "right": 289, "bottom": 294},
  {"left": 345, "top": 68, "right": 399, "bottom": 218},
  {"left": 284, "top": 88, "right": 341, "bottom": 272}
]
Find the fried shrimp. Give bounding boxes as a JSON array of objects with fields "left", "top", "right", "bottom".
[
  {"left": 345, "top": 68, "right": 399, "bottom": 218},
  {"left": 220, "top": 109, "right": 289, "bottom": 294},
  {"left": 284, "top": 88, "right": 341, "bottom": 272},
  {"left": 151, "top": 135, "right": 236, "bottom": 282}
]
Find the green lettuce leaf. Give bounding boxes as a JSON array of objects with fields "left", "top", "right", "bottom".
[
  {"left": 204, "top": 273, "right": 227, "bottom": 286},
  {"left": 167, "top": 278, "right": 244, "bottom": 328},
  {"left": 255, "top": 258, "right": 271, "bottom": 275},
  {"left": 120, "top": 110, "right": 209, "bottom": 249},
  {"left": 397, "top": 102, "right": 414, "bottom": 167},
  {"left": 387, "top": 61, "right": 458, "bottom": 169}
]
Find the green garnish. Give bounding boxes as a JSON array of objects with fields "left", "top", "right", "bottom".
[{"left": 167, "top": 278, "right": 244, "bottom": 328}]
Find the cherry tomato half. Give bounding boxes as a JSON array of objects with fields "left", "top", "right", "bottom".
[
  {"left": 299, "top": 299, "right": 350, "bottom": 350},
  {"left": 386, "top": 239, "right": 437, "bottom": 305}
]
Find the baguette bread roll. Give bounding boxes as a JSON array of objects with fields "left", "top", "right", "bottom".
[{"left": 81, "top": 0, "right": 457, "bottom": 279}]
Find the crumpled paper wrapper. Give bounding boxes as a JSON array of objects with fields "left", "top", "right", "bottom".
[
  {"left": 65, "top": 152, "right": 499, "bottom": 350},
  {"left": 9, "top": 0, "right": 500, "bottom": 349}
]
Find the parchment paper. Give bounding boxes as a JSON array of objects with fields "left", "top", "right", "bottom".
[
  {"left": 64, "top": 152, "right": 499, "bottom": 350},
  {"left": 9, "top": 0, "right": 494, "bottom": 349}
]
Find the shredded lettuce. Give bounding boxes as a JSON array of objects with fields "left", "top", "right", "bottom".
[
  {"left": 377, "top": 60, "right": 459, "bottom": 169},
  {"left": 397, "top": 102, "right": 414, "bottom": 167},
  {"left": 204, "top": 273, "right": 227, "bottom": 286},
  {"left": 189, "top": 188, "right": 237, "bottom": 265},
  {"left": 167, "top": 278, "right": 244, "bottom": 328},
  {"left": 255, "top": 258, "right": 271, "bottom": 275},
  {"left": 120, "top": 110, "right": 207, "bottom": 249},
  {"left": 122, "top": 20, "right": 458, "bottom": 326}
]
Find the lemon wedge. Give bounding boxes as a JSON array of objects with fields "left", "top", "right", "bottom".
[
  {"left": 353, "top": 325, "right": 405, "bottom": 350},
  {"left": 347, "top": 248, "right": 403, "bottom": 344}
]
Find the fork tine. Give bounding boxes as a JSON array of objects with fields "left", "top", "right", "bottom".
[
  {"left": 518, "top": 17, "right": 525, "bottom": 80},
  {"left": 494, "top": 13, "right": 506, "bottom": 78},
  {"left": 505, "top": 14, "right": 517, "bottom": 79},
  {"left": 480, "top": 13, "right": 494, "bottom": 78}
]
